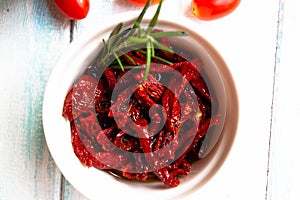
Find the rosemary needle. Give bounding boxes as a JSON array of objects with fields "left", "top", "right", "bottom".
[{"left": 94, "top": 0, "right": 189, "bottom": 80}]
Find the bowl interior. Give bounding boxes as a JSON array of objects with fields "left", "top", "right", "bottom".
[
  {"left": 43, "top": 18, "right": 239, "bottom": 200},
  {"left": 161, "top": 21, "right": 239, "bottom": 191}
]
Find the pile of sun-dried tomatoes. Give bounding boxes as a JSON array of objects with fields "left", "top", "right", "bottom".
[{"left": 62, "top": 46, "right": 218, "bottom": 187}]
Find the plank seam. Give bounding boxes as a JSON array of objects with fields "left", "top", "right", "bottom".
[
  {"left": 59, "top": 19, "right": 76, "bottom": 200},
  {"left": 265, "top": 1, "right": 285, "bottom": 200},
  {"left": 60, "top": 174, "right": 66, "bottom": 200}
]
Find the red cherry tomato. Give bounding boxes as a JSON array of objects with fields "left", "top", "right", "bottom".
[
  {"left": 53, "top": 0, "right": 90, "bottom": 20},
  {"left": 192, "top": 0, "right": 240, "bottom": 20},
  {"left": 126, "top": 0, "right": 161, "bottom": 6}
]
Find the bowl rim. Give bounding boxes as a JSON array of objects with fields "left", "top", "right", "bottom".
[{"left": 43, "top": 11, "right": 239, "bottom": 200}]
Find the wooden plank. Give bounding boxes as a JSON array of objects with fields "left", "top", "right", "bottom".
[
  {"left": 71, "top": 0, "right": 139, "bottom": 41},
  {"left": 267, "top": 0, "right": 300, "bottom": 199},
  {"left": 0, "top": 0, "right": 70, "bottom": 199}
]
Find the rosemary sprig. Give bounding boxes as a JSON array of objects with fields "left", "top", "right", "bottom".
[{"left": 94, "top": 0, "right": 189, "bottom": 80}]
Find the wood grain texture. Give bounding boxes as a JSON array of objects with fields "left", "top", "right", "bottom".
[
  {"left": 0, "top": 0, "right": 291, "bottom": 199},
  {"left": 267, "top": 0, "right": 300, "bottom": 199},
  {"left": 0, "top": 0, "right": 70, "bottom": 199}
]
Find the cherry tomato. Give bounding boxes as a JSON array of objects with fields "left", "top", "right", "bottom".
[
  {"left": 126, "top": 0, "right": 161, "bottom": 6},
  {"left": 53, "top": 0, "right": 90, "bottom": 20},
  {"left": 192, "top": 0, "right": 240, "bottom": 21}
]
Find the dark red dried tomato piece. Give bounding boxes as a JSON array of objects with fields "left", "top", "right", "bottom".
[
  {"left": 148, "top": 105, "right": 166, "bottom": 135},
  {"left": 181, "top": 87, "right": 200, "bottom": 124},
  {"left": 149, "top": 62, "right": 183, "bottom": 73},
  {"left": 134, "top": 85, "right": 156, "bottom": 108},
  {"left": 77, "top": 111, "right": 100, "bottom": 138},
  {"left": 154, "top": 168, "right": 180, "bottom": 187},
  {"left": 122, "top": 51, "right": 146, "bottom": 65},
  {"left": 71, "top": 121, "right": 109, "bottom": 169},
  {"left": 143, "top": 76, "right": 165, "bottom": 102},
  {"left": 113, "top": 130, "right": 138, "bottom": 151},
  {"left": 62, "top": 75, "right": 105, "bottom": 121},
  {"left": 180, "top": 61, "right": 211, "bottom": 102},
  {"left": 96, "top": 126, "right": 117, "bottom": 151},
  {"left": 92, "top": 151, "right": 129, "bottom": 170},
  {"left": 129, "top": 101, "right": 142, "bottom": 122},
  {"left": 162, "top": 89, "right": 181, "bottom": 132},
  {"left": 63, "top": 42, "right": 219, "bottom": 187},
  {"left": 122, "top": 171, "right": 149, "bottom": 182},
  {"left": 104, "top": 68, "right": 117, "bottom": 90}
]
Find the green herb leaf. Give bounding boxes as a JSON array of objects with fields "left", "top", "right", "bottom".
[
  {"left": 150, "top": 31, "right": 189, "bottom": 39},
  {"left": 113, "top": 52, "right": 124, "bottom": 71},
  {"left": 124, "top": 53, "right": 137, "bottom": 65},
  {"left": 152, "top": 38, "right": 173, "bottom": 54},
  {"left": 147, "top": 0, "right": 163, "bottom": 34},
  {"left": 94, "top": 0, "right": 188, "bottom": 80},
  {"left": 137, "top": 49, "right": 173, "bottom": 65},
  {"left": 144, "top": 41, "right": 152, "bottom": 80},
  {"left": 128, "top": 37, "right": 149, "bottom": 44},
  {"left": 109, "top": 23, "right": 123, "bottom": 38},
  {"left": 133, "top": 0, "right": 152, "bottom": 29}
]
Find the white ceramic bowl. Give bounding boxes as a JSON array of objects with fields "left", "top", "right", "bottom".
[{"left": 43, "top": 12, "right": 238, "bottom": 200}]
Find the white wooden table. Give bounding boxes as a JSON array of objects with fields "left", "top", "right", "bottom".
[{"left": 0, "top": 0, "right": 299, "bottom": 199}]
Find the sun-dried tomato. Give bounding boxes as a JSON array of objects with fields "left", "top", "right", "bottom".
[
  {"left": 96, "top": 126, "right": 117, "bottom": 151},
  {"left": 134, "top": 73, "right": 165, "bottom": 102},
  {"left": 122, "top": 51, "right": 146, "bottom": 65},
  {"left": 162, "top": 89, "right": 181, "bottom": 132},
  {"left": 63, "top": 43, "right": 219, "bottom": 187},
  {"left": 62, "top": 75, "right": 105, "bottom": 121},
  {"left": 104, "top": 68, "right": 117, "bottom": 90},
  {"left": 154, "top": 168, "right": 180, "bottom": 187},
  {"left": 180, "top": 62, "right": 211, "bottom": 102},
  {"left": 134, "top": 85, "right": 156, "bottom": 108}
]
